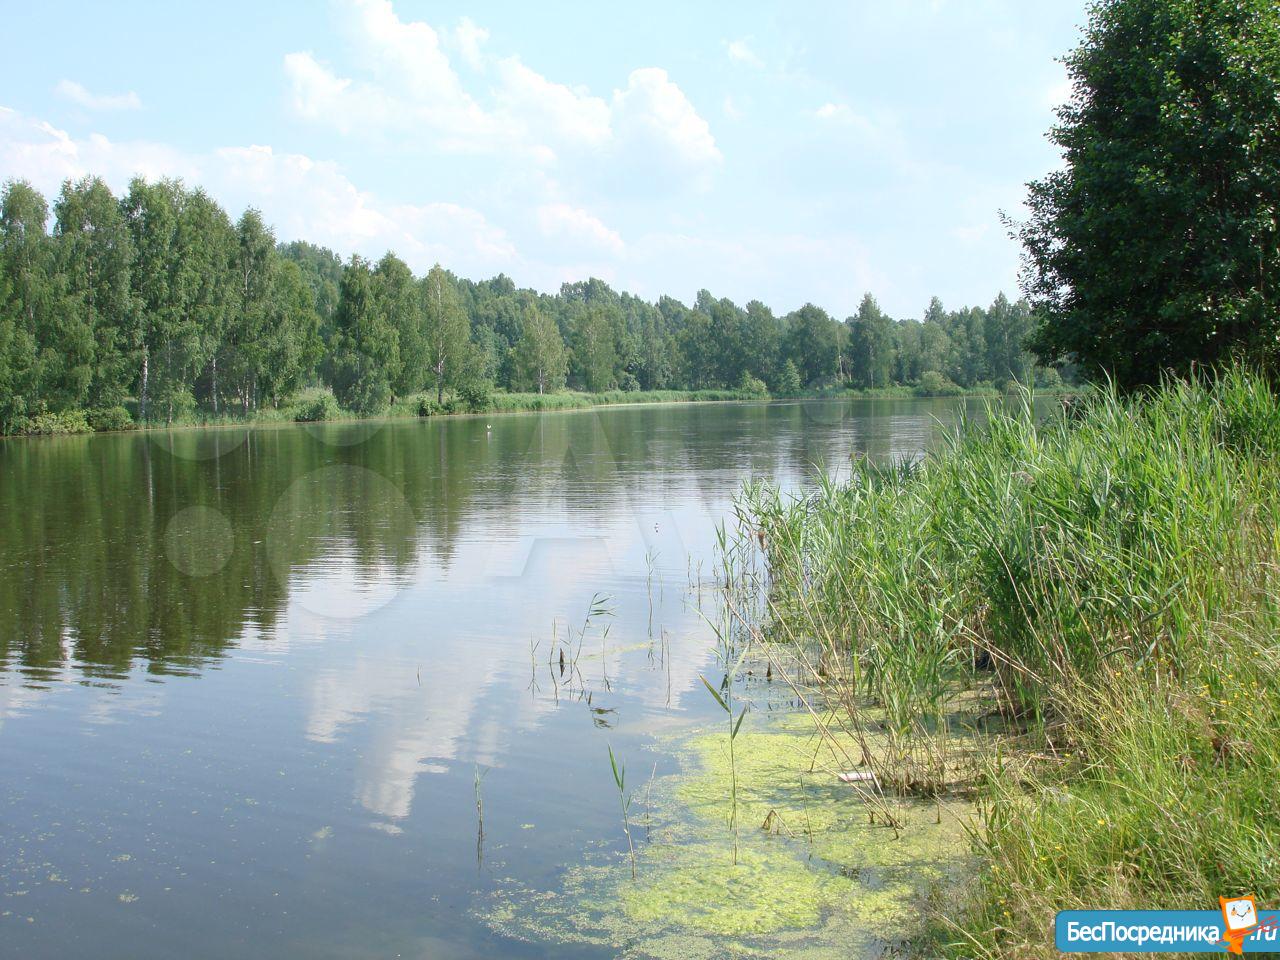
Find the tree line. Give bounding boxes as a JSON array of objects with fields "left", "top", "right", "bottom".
[{"left": 0, "top": 175, "right": 1063, "bottom": 434}]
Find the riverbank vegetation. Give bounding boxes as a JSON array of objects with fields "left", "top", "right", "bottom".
[
  {"left": 727, "top": 0, "right": 1280, "bottom": 951},
  {"left": 0, "top": 174, "right": 1067, "bottom": 437},
  {"left": 732, "top": 368, "right": 1280, "bottom": 956}
]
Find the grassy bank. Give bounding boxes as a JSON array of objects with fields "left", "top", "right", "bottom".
[
  {"left": 0, "top": 387, "right": 770, "bottom": 438},
  {"left": 2, "top": 382, "right": 1062, "bottom": 438},
  {"left": 731, "top": 368, "right": 1280, "bottom": 957}
]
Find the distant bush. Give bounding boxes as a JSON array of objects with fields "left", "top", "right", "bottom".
[
  {"left": 415, "top": 395, "right": 437, "bottom": 417},
  {"left": 913, "top": 371, "right": 964, "bottom": 397},
  {"left": 458, "top": 380, "right": 493, "bottom": 413},
  {"left": 1034, "top": 366, "right": 1063, "bottom": 390},
  {"left": 291, "top": 391, "right": 341, "bottom": 422},
  {"left": 86, "top": 406, "right": 135, "bottom": 432},
  {"left": 738, "top": 372, "right": 770, "bottom": 398},
  {"left": 773, "top": 360, "right": 803, "bottom": 397},
  {"left": 21, "top": 410, "right": 92, "bottom": 435}
]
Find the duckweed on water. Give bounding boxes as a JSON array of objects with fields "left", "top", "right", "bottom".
[{"left": 478, "top": 709, "right": 973, "bottom": 959}]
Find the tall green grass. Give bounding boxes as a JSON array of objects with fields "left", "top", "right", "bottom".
[{"left": 732, "top": 367, "right": 1280, "bottom": 957}]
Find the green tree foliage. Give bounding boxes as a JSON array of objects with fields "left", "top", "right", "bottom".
[
  {"left": 122, "top": 177, "right": 179, "bottom": 421},
  {"left": 513, "top": 304, "right": 567, "bottom": 393},
  {"left": 1017, "top": 0, "right": 1280, "bottom": 387},
  {"left": 848, "top": 294, "right": 895, "bottom": 389},
  {"left": 177, "top": 189, "right": 237, "bottom": 421},
  {"left": 53, "top": 176, "right": 135, "bottom": 408},
  {"left": 0, "top": 174, "right": 1071, "bottom": 434},
  {"left": 0, "top": 181, "right": 52, "bottom": 424},
  {"left": 783, "top": 304, "right": 842, "bottom": 388},
  {"left": 774, "top": 359, "right": 802, "bottom": 397},
  {"left": 329, "top": 256, "right": 397, "bottom": 414},
  {"left": 261, "top": 259, "right": 322, "bottom": 405},
  {"left": 375, "top": 253, "right": 424, "bottom": 398},
  {"left": 278, "top": 240, "right": 343, "bottom": 334},
  {"left": 0, "top": 272, "right": 37, "bottom": 433},
  {"left": 742, "top": 300, "right": 782, "bottom": 388},
  {"left": 420, "top": 265, "right": 471, "bottom": 405},
  {"left": 569, "top": 304, "right": 618, "bottom": 392}
]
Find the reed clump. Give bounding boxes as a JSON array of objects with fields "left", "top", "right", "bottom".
[{"left": 731, "top": 366, "right": 1280, "bottom": 958}]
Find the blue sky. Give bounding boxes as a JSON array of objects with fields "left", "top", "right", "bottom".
[{"left": 0, "top": 0, "right": 1084, "bottom": 319}]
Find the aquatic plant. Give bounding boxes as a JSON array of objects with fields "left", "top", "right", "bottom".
[
  {"left": 479, "top": 710, "right": 972, "bottom": 958},
  {"left": 730, "top": 366, "right": 1280, "bottom": 957},
  {"left": 608, "top": 745, "right": 637, "bottom": 879}
]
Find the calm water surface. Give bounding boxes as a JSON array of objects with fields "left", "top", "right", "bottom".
[{"left": 0, "top": 398, "right": 979, "bottom": 959}]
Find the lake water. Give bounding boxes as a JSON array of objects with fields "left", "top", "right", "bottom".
[{"left": 0, "top": 398, "right": 979, "bottom": 959}]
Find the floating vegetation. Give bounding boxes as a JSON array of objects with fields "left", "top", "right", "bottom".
[{"left": 477, "top": 708, "right": 972, "bottom": 959}]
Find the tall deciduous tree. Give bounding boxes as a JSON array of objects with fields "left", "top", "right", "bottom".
[
  {"left": 1017, "top": 0, "right": 1280, "bottom": 387},
  {"left": 177, "top": 189, "right": 237, "bottom": 421},
  {"left": 261, "top": 259, "right": 322, "bottom": 405},
  {"left": 0, "top": 181, "right": 51, "bottom": 418},
  {"left": 848, "top": 293, "right": 895, "bottom": 389},
  {"left": 513, "top": 304, "right": 567, "bottom": 394},
  {"left": 53, "top": 177, "right": 135, "bottom": 408},
  {"left": 0, "top": 272, "right": 37, "bottom": 433},
  {"left": 376, "top": 253, "right": 424, "bottom": 398},
  {"left": 569, "top": 305, "right": 617, "bottom": 392},
  {"left": 420, "top": 265, "right": 470, "bottom": 405},
  {"left": 329, "top": 255, "right": 398, "bottom": 414},
  {"left": 122, "top": 177, "right": 180, "bottom": 421},
  {"left": 783, "top": 304, "right": 842, "bottom": 388}
]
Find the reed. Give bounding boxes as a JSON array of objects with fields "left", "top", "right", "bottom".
[
  {"left": 608, "top": 745, "right": 638, "bottom": 880},
  {"left": 729, "top": 365, "right": 1280, "bottom": 957},
  {"left": 699, "top": 662, "right": 750, "bottom": 865}
]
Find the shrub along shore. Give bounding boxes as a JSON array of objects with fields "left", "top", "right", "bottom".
[
  {"left": 1, "top": 381, "right": 1058, "bottom": 439},
  {"left": 733, "top": 367, "right": 1279, "bottom": 957}
]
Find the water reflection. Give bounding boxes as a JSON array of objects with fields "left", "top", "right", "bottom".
[
  {"left": 0, "top": 398, "right": 989, "bottom": 959},
  {"left": 0, "top": 400, "right": 969, "bottom": 679}
]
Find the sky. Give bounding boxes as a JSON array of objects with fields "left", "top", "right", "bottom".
[{"left": 0, "top": 0, "right": 1085, "bottom": 320}]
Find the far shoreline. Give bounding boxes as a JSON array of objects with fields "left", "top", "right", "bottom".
[{"left": 0, "top": 384, "right": 1079, "bottom": 442}]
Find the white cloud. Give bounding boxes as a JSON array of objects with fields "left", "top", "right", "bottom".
[
  {"left": 619, "top": 227, "right": 888, "bottom": 319},
  {"left": 494, "top": 56, "right": 612, "bottom": 151},
  {"left": 725, "top": 39, "right": 764, "bottom": 69},
  {"left": 454, "top": 17, "right": 489, "bottom": 70},
  {"left": 612, "top": 68, "right": 722, "bottom": 169},
  {"left": 0, "top": 107, "right": 514, "bottom": 280},
  {"left": 536, "top": 203, "right": 624, "bottom": 253},
  {"left": 0, "top": 107, "right": 194, "bottom": 188},
  {"left": 55, "top": 79, "right": 142, "bottom": 112},
  {"left": 808, "top": 101, "right": 901, "bottom": 152},
  {"left": 341, "top": 0, "right": 467, "bottom": 102},
  {"left": 283, "top": 1, "right": 719, "bottom": 178},
  {"left": 282, "top": 49, "right": 497, "bottom": 150}
]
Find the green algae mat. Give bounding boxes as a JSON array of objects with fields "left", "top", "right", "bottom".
[{"left": 478, "top": 710, "right": 974, "bottom": 958}]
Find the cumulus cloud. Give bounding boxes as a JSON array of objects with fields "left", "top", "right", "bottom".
[
  {"left": 55, "top": 79, "right": 142, "bottom": 112},
  {"left": 453, "top": 17, "right": 489, "bottom": 70},
  {"left": 493, "top": 56, "right": 612, "bottom": 151},
  {"left": 725, "top": 39, "right": 763, "bottom": 68},
  {"left": 810, "top": 101, "right": 909, "bottom": 161},
  {"left": 283, "top": 0, "right": 719, "bottom": 177},
  {"left": 0, "top": 106, "right": 195, "bottom": 187},
  {"left": 612, "top": 68, "right": 721, "bottom": 168},
  {"left": 536, "top": 203, "right": 624, "bottom": 253},
  {"left": 0, "top": 107, "right": 514, "bottom": 280}
]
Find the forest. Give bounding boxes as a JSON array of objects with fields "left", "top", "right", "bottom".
[{"left": 0, "top": 175, "right": 1064, "bottom": 435}]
